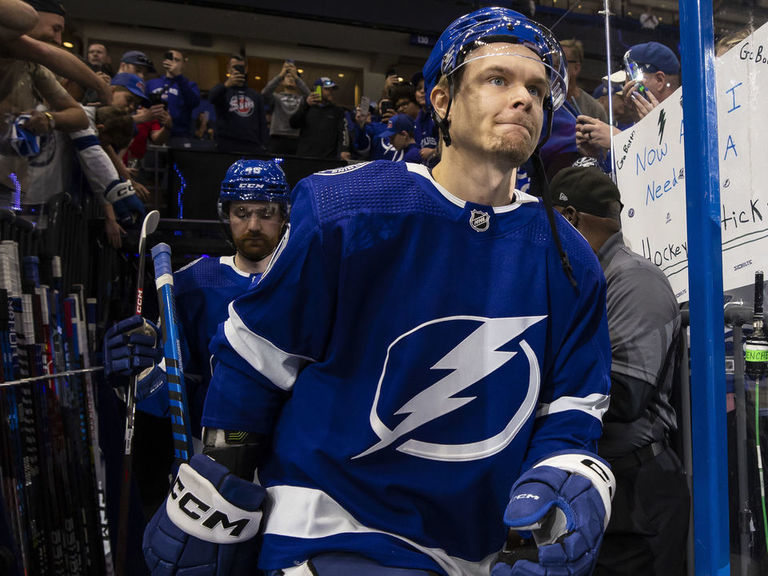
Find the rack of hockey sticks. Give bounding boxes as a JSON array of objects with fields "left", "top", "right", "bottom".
[{"left": 0, "top": 197, "right": 114, "bottom": 576}]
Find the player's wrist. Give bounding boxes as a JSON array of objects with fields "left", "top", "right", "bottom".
[
  {"left": 43, "top": 111, "right": 55, "bottom": 131},
  {"left": 532, "top": 450, "right": 615, "bottom": 526}
]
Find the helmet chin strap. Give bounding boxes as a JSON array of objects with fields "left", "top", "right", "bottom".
[
  {"left": 539, "top": 96, "right": 555, "bottom": 147},
  {"left": 528, "top": 100, "right": 577, "bottom": 290},
  {"left": 432, "top": 80, "right": 456, "bottom": 147}
]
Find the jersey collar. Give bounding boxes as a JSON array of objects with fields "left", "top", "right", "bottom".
[
  {"left": 406, "top": 163, "right": 538, "bottom": 212},
  {"left": 221, "top": 255, "right": 254, "bottom": 278}
]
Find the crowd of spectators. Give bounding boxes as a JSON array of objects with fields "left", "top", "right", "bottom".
[{"left": 1, "top": 0, "right": 694, "bottom": 245}]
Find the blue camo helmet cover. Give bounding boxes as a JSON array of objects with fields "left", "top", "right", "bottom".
[
  {"left": 422, "top": 7, "right": 568, "bottom": 112},
  {"left": 218, "top": 159, "right": 290, "bottom": 218}
]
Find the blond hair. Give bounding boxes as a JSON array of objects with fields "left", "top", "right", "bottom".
[{"left": 559, "top": 39, "right": 584, "bottom": 63}]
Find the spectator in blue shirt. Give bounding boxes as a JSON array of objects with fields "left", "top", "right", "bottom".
[
  {"left": 146, "top": 48, "right": 200, "bottom": 144},
  {"left": 378, "top": 113, "right": 421, "bottom": 163}
]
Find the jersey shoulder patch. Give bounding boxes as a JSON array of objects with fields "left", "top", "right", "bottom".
[{"left": 303, "top": 160, "right": 448, "bottom": 225}]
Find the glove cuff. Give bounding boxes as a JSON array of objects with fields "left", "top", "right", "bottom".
[
  {"left": 166, "top": 456, "right": 262, "bottom": 544},
  {"left": 104, "top": 180, "right": 136, "bottom": 204},
  {"left": 534, "top": 451, "right": 615, "bottom": 528}
]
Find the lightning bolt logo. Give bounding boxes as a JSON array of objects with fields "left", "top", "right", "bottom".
[
  {"left": 657, "top": 109, "right": 666, "bottom": 145},
  {"left": 354, "top": 315, "right": 545, "bottom": 461}
]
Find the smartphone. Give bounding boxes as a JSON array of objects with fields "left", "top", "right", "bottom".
[
  {"left": 623, "top": 52, "right": 647, "bottom": 94},
  {"left": 148, "top": 91, "right": 167, "bottom": 108},
  {"left": 233, "top": 64, "right": 246, "bottom": 75},
  {"left": 359, "top": 95, "right": 370, "bottom": 115},
  {"left": 380, "top": 99, "right": 394, "bottom": 114},
  {"left": 164, "top": 51, "right": 175, "bottom": 61},
  {"left": 315, "top": 86, "right": 323, "bottom": 98}
]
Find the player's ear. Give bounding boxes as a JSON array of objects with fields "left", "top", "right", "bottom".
[
  {"left": 562, "top": 206, "right": 579, "bottom": 227},
  {"left": 431, "top": 84, "right": 450, "bottom": 120}
]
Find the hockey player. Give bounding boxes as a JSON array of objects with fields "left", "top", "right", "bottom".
[
  {"left": 103, "top": 158, "right": 290, "bottom": 437},
  {"left": 143, "top": 8, "right": 615, "bottom": 576}
]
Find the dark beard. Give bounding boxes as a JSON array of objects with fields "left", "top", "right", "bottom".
[{"left": 234, "top": 234, "right": 275, "bottom": 263}]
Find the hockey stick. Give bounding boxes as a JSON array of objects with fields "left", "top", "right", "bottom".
[
  {"left": 20, "top": 256, "right": 57, "bottom": 575},
  {"left": 116, "top": 210, "right": 160, "bottom": 576},
  {"left": 2, "top": 241, "right": 47, "bottom": 575},
  {"left": 72, "top": 285, "right": 114, "bottom": 575},
  {"left": 151, "top": 242, "right": 193, "bottom": 468},
  {"left": 0, "top": 261, "right": 31, "bottom": 576}
]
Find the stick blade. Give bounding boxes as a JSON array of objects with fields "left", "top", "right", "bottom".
[{"left": 141, "top": 210, "right": 161, "bottom": 238}]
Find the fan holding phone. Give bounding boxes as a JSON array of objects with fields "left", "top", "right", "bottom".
[
  {"left": 208, "top": 54, "right": 269, "bottom": 153},
  {"left": 574, "top": 41, "right": 680, "bottom": 160},
  {"left": 289, "top": 76, "right": 350, "bottom": 160},
  {"left": 621, "top": 42, "right": 681, "bottom": 123},
  {"left": 146, "top": 48, "right": 201, "bottom": 141}
]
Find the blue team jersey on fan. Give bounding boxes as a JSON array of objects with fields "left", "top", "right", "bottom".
[
  {"left": 203, "top": 161, "right": 611, "bottom": 576},
  {"left": 141, "top": 255, "right": 258, "bottom": 436}
]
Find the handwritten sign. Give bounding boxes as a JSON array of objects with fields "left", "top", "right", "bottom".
[{"left": 614, "top": 22, "right": 768, "bottom": 302}]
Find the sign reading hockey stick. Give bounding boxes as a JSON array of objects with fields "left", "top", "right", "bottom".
[
  {"left": 116, "top": 210, "right": 160, "bottom": 576},
  {"left": 151, "top": 242, "right": 193, "bottom": 467}
]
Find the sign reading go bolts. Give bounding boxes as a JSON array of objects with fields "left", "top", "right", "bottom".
[{"left": 614, "top": 22, "right": 768, "bottom": 303}]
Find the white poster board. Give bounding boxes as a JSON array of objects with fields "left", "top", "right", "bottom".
[{"left": 613, "top": 23, "right": 768, "bottom": 302}]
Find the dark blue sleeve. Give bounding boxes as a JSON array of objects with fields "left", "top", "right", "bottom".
[
  {"left": 176, "top": 76, "right": 201, "bottom": 111},
  {"left": 403, "top": 144, "right": 422, "bottom": 164},
  {"left": 208, "top": 83, "right": 227, "bottom": 109},
  {"left": 202, "top": 178, "right": 340, "bottom": 434},
  {"left": 523, "top": 223, "right": 612, "bottom": 468}
]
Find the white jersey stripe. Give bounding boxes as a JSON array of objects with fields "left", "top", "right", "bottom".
[
  {"left": 535, "top": 392, "right": 610, "bottom": 421},
  {"left": 264, "top": 485, "right": 496, "bottom": 576},
  {"left": 224, "top": 304, "right": 315, "bottom": 391}
]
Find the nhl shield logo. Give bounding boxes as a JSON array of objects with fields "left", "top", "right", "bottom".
[{"left": 469, "top": 209, "right": 490, "bottom": 232}]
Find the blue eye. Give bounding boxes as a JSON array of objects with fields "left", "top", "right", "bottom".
[
  {"left": 490, "top": 77, "right": 506, "bottom": 87},
  {"left": 528, "top": 86, "right": 541, "bottom": 97}
]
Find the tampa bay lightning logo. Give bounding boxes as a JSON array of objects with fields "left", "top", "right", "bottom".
[{"left": 353, "top": 315, "right": 545, "bottom": 462}]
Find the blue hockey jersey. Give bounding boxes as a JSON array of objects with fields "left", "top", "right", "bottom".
[
  {"left": 141, "top": 255, "right": 259, "bottom": 436},
  {"left": 203, "top": 161, "right": 611, "bottom": 576}
]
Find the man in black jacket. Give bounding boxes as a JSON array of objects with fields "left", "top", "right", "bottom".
[
  {"left": 290, "top": 76, "right": 349, "bottom": 160},
  {"left": 209, "top": 54, "right": 268, "bottom": 153},
  {"left": 551, "top": 164, "right": 689, "bottom": 576}
]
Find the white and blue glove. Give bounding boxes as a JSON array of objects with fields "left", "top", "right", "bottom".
[
  {"left": 105, "top": 180, "right": 146, "bottom": 226},
  {"left": 10, "top": 115, "right": 41, "bottom": 157},
  {"left": 143, "top": 454, "right": 264, "bottom": 576},
  {"left": 104, "top": 315, "right": 165, "bottom": 402},
  {"left": 491, "top": 451, "right": 615, "bottom": 576}
]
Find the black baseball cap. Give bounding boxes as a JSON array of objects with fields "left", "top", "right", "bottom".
[
  {"left": 550, "top": 165, "right": 623, "bottom": 218},
  {"left": 120, "top": 50, "right": 156, "bottom": 73}
]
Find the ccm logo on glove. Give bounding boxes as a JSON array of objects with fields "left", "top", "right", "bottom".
[
  {"left": 513, "top": 493, "right": 540, "bottom": 501},
  {"left": 166, "top": 460, "right": 262, "bottom": 543}
]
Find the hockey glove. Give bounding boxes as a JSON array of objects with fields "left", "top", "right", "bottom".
[
  {"left": 143, "top": 454, "right": 263, "bottom": 576},
  {"left": 106, "top": 180, "right": 146, "bottom": 226},
  {"left": 491, "top": 451, "right": 615, "bottom": 576},
  {"left": 104, "top": 315, "right": 165, "bottom": 402},
  {"left": 10, "top": 115, "right": 41, "bottom": 157}
]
